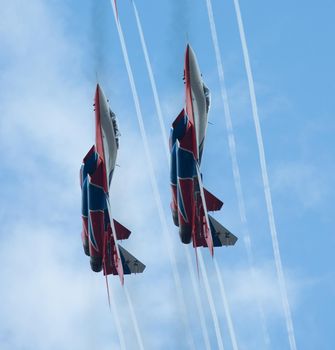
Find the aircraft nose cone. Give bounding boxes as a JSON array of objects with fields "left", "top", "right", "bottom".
[
  {"left": 185, "top": 44, "right": 190, "bottom": 63},
  {"left": 186, "top": 44, "right": 195, "bottom": 62},
  {"left": 96, "top": 84, "right": 108, "bottom": 106},
  {"left": 185, "top": 44, "right": 198, "bottom": 77},
  {"left": 186, "top": 43, "right": 190, "bottom": 53},
  {"left": 95, "top": 83, "right": 101, "bottom": 105}
]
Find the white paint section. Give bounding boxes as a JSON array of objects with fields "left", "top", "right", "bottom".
[
  {"left": 232, "top": 1, "right": 297, "bottom": 349},
  {"left": 98, "top": 86, "right": 117, "bottom": 190},
  {"left": 188, "top": 46, "right": 208, "bottom": 161},
  {"left": 109, "top": 2, "right": 195, "bottom": 349}
]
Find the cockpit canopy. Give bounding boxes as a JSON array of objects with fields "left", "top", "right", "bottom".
[
  {"left": 203, "top": 83, "right": 211, "bottom": 114},
  {"left": 109, "top": 109, "right": 120, "bottom": 149}
]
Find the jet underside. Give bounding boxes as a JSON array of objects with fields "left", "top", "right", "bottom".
[
  {"left": 80, "top": 85, "right": 145, "bottom": 285},
  {"left": 170, "top": 45, "right": 237, "bottom": 254}
]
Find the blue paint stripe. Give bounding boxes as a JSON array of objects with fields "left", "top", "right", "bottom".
[
  {"left": 170, "top": 113, "right": 188, "bottom": 147},
  {"left": 82, "top": 151, "right": 99, "bottom": 180},
  {"left": 170, "top": 143, "right": 177, "bottom": 185},
  {"left": 81, "top": 177, "right": 89, "bottom": 216},
  {"left": 88, "top": 182, "right": 106, "bottom": 211},
  {"left": 176, "top": 145, "right": 196, "bottom": 179}
]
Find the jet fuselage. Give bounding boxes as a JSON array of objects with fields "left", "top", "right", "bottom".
[{"left": 170, "top": 45, "right": 237, "bottom": 253}]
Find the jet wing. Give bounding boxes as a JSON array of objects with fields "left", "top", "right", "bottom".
[
  {"left": 119, "top": 245, "right": 146, "bottom": 275},
  {"left": 208, "top": 214, "right": 238, "bottom": 246}
]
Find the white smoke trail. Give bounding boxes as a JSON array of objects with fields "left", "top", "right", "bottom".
[
  {"left": 124, "top": 286, "right": 145, "bottom": 350},
  {"left": 198, "top": 251, "right": 225, "bottom": 350},
  {"left": 245, "top": 239, "right": 271, "bottom": 346},
  {"left": 213, "top": 259, "right": 238, "bottom": 350},
  {"left": 109, "top": 2, "right": 195, "bottom": 349},
  {"left": 185, "top": 247, "right": 212, "bottom": 350},
  {"left": 205, "top": 0, "right": 270, "bottom": 348},
  {"left": 109, "top": 288, "right": 127, "bottom": 350},
  {"left": 131, "top": 0, "right": 170, "bottom": 157},
  {"left": 232, "top": 1, "right": 297, "bottom": 349},
  {"left": 197, "top": 160, "right": 239, "bottom": 350}
]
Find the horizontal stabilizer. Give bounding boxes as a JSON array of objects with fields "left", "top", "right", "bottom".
[
  {"left": 113, "top": 219, "right": 131, "bottom": 240},
  {"left": 119, "top": 245, "right": 146, "bottom": 275},
  {"left": 208, "top": 214, "right": 237, "bottom": 247},
  {"left": 204, "top": 188, "right": 223, "bottom": 212}
]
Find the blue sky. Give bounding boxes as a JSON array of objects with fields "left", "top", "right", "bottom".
[{"left": 0, "top": 0, "right": 334, "bottom": 349}]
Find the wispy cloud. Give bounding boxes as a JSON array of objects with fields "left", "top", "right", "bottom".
[
  {"left": 0, "top": 1, "right": 306, "bottom": 349},
  {"left": 271, "top": 161, "right": 329, "bottom": 209}
]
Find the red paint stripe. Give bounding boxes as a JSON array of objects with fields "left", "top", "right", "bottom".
[
  {"left": 94, "top": 85, "right": 104, "bottom": 162},
  {"left": 94, "top": 85, "right": 108, "bottom": 192}
]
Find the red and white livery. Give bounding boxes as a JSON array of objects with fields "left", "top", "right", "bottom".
[{"left": 80, "top": 84, "right": 145, "bottom": 285}]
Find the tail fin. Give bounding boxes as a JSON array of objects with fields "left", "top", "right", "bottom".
[
  {"left": 119, "top": 245, "right": 146, "bottom": 275},
  {"left": 204, "top": 187, "right": 223, "bottom": 212},
  {"left": 208, "top": 214, "right": 238, "bottom": 247}
]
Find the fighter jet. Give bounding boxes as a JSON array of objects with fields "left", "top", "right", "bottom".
[
  {"left": 80, "top": 84, "right": 145, "bottom": 285},
  {"left": 170, "top": 44, "right": 237, "bottom": 256}
]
